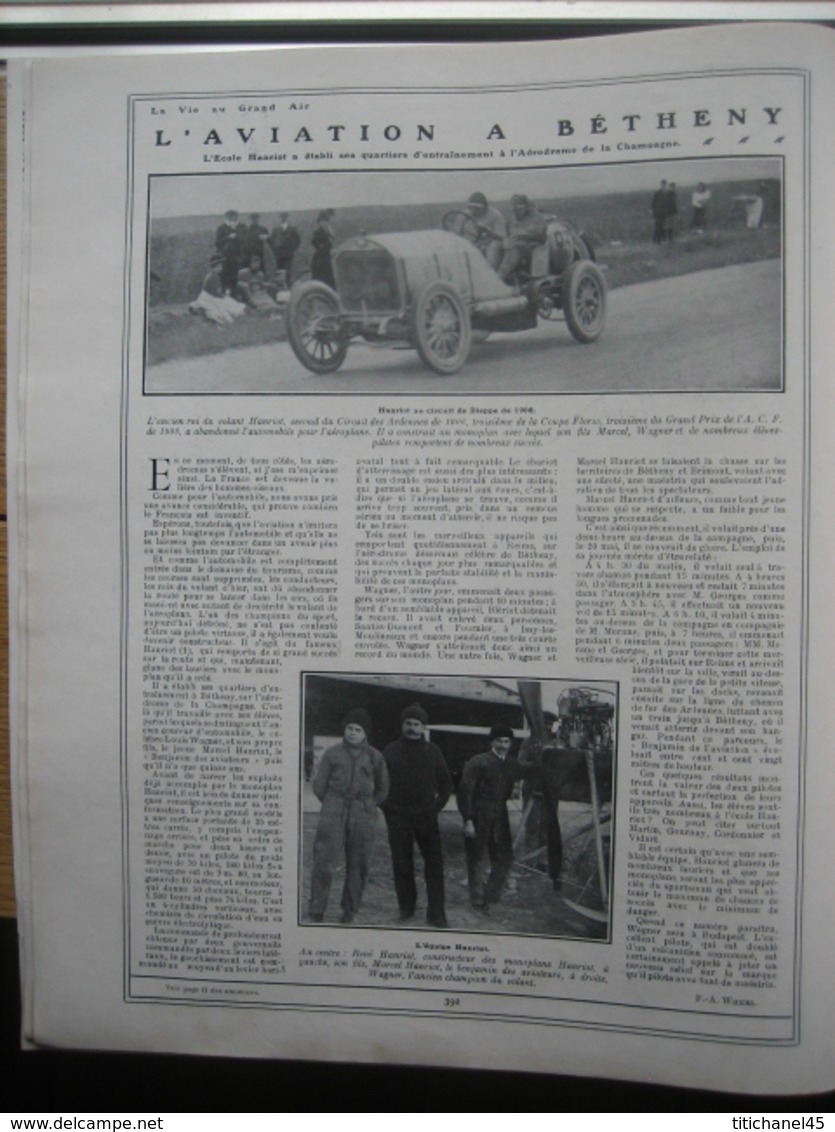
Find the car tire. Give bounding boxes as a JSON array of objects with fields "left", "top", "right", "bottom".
[
  {"left": 411, "top": 280, "right": 472, "bottom": 375},
  {"left": 285, "top": 280, "right": 348, "bottom": 374},
  {"left": 562, "top": 260, "right": 607, "bottom": 344}
]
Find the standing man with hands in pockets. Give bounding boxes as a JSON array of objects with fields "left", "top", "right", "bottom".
[{"left": 382, "top": 704, "right": 453, "bottom": 929}]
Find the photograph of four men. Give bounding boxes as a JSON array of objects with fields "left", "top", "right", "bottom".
[{"left": 300, "top": 673, "right": 617, "bottom": 941}]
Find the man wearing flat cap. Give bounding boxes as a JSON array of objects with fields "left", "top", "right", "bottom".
[
  {"left": 308, "top": 708, "right": 389, "bottom": 924},
  {"left": 457, "top": 724, "right": 529, "bottom": 914},
  {"left": 499, "top": 193, "right": 548, "bottom": 283},
  {"left": 382, "top": 704, "right": 453, "bottom": 928}
]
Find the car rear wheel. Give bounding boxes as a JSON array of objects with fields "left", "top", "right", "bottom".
[
  {"left": 411, "top": 281, "right": 472, "bottom": 375},
  {"left": 562, "top": 260, "right": 607, "bottom": 344},
  {"left": 286, "top": 280, "right": 348, "bottom": 374}
]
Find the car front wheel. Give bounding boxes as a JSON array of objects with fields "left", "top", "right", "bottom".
[
  {"left": 285, "top": 280, "right": 348, "bottom": 374},
  {"left": 562, "top": 260, "right": 607, "bottom": 344},
  {"left": 411, "top": 281, "right": 472, "bottom": 375}
]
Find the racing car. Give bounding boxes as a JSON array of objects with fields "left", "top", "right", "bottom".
[{"left": 285, "top": 210, "right": 607, "bottom": 376}]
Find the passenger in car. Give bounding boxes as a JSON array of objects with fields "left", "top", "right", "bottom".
[{"left": 499, "top": 193, "right": 549, "bottom": 283}]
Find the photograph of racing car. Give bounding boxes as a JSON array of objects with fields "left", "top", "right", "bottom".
[
  {"left": 144, "top": 158, "right": 782, "bottom": 395},
  {"left": 286, "top": 208, "right": 605, "bottom": 377}
]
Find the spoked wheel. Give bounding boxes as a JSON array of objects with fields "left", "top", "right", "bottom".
[
  {"left": 562, "top": 260, "right": 607, "bottom": 344},
  {"left": 285, "top": 280, "right": 348, "bottom": 374},
  {"left": 442, "top": 210, "right": 482, "bottom": 245},
  {"left": 411, "top": 281, "right": 472, "bottom": 375}
]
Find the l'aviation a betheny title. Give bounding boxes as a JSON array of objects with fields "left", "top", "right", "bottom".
[{"left": 150, "top": 102, "right": 785, "bottom": 161}]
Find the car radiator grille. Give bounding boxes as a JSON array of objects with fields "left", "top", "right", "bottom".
[{"left": 335, "top": 251, "right": 401, "bottom": 313}]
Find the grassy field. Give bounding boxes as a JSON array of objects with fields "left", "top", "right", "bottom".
[
  {"left": 146, "top": 177, "right": 781, "bottom": 367},
  {"left": 147, "top": 302, "right": 287, "bottom": 366}
]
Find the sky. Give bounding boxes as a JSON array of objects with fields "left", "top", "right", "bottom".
[{"left": 149, "top": 155, "right": 780, "bottom": 220}]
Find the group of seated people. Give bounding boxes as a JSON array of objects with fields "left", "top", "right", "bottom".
[
  {"left": 189, "top": 252, "right": 287, "bottom": 325},
  {"left": 190, "top": 209, "right": 300, "bottom": 325}
]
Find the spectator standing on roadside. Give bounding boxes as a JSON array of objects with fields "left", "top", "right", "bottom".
[
  {"left": 311, "top": 208, "right": 336, "bottom": 288},
  {"left": 271, "top": 211, "right": 302, "bottom": 286},
  {"left": 241, "top": 213, "right": 270, "bottom": 268},
  {"left": 691, "top": 182, "right": 711, "bottom": 230},
  {"left": 664, "top": 182, "right": 678, "bottom": 243},
  {"left": 215, "top": 209, "right": 246, "bottom": 294},
  {"left": 734, "top": 185, "right": 765, "bottom": 229},
  {"left": 650, "top": 179, "right": 668, "bottom": 244}
]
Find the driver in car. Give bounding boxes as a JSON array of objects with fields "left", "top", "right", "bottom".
[
  {"left": 499, "top": 193, "right": 549, "bottom": 283},
  {"left": 465, "top": 191, "right": 506, "bottom": 271}
]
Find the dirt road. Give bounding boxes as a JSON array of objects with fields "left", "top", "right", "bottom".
[
  {"left": 299, "top": 805, "right": 608, "bottom": 940},
  {"left": 146, "top": 259, "right": 781, "bottom": 396}
]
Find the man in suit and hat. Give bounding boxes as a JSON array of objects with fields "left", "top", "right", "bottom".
[
  {"left": 215, "top": 209, "right": 246, "bottom": 294},
  {"left": 308, "top": 708, "right": 389, "bottom": 924},
  {"left": 270, "top": 211, "right": 302, "bottom": 286},
  {"left": 457, "top": 724, "right": 528, "bottom": 914},
  {"left": 382, "top": 704, "right": 453, "bottom": 928}
]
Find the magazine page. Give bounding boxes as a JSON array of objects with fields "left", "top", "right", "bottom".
[{"left": 7, "top": 23, "right": 835, "bottom": 1092}]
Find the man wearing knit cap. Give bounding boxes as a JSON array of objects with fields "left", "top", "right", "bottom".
[
  {"left": 382, "top": 703, "right": 453, "bottom": 928},
  {"left": 457, "top": 723, "right": 529, "bottom": 914},
  {"left": 308, "top": 708, "right": 389, "bottom": 924}
]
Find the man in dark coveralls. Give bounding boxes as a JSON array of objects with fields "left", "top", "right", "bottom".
[
  {"left": 308, "top": 708, "right": 389, "bottom": 924},
  {"left": 382, "top": 704, "right": 453, "bottom": 928},
  {"left": 457, "top": 724, "right": 527, "bottom": 914}
]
